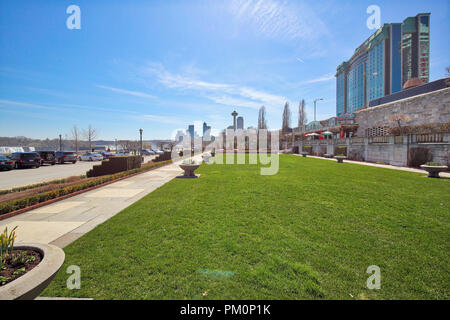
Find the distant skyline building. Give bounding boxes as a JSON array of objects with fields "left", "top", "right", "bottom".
[
  {"left": 187, "top": 124, "right": 194, "bottom": 138},
  {"left": 237, "top": 116, "right": 244, "bottom": 130},
  {"left": 202, "top": 122, "right": 211, "bottom": 141},
  {"left": 175, "top": 130, "right": 185, "bottom": 142},
  {"left": 335, "top": 13, "right": 430, "bottom": 118}
]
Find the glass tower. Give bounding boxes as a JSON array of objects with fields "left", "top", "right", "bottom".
[{"left": 335, "top": 13, "right": 430, "bottom": 118}]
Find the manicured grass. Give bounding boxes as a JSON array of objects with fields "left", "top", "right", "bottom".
[{"left": 43, "top": 155, "right": 450, "bottom": 299}]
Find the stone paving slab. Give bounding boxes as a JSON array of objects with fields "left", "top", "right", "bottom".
[
  {"left": 0, "top": 221, "right": 85, "bottom": 244},
  {"left": 0, "top": 161, "right": 187, "bottom": 248}
]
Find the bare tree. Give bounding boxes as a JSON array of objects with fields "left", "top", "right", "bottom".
[
  {"left": 258, "top": 106, "right": 267, "bottom": 130},
  {"left": 83, "top": 125, "right": 99, "bottom": 151},
  {"left": 389, "top": 114, "right": 412, "bottom": 136},
  {"left": 117, "top": 140, "right": 139, "bottom": 153},
  {"left": 282, "top": 102, "right": 291, "bottom": 132},
  {"left": 298, "top": 99, "right": 307, "bottom": 129},
  {"left": 71, "top": 125, "right": 80, "bottom": 154}
]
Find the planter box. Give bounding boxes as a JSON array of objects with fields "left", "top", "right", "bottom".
[
  {"left": 87, "top": 156, "right": 142, "bottom": 177},
  {"left": 335, "top": 156, "right": 347, "bottom": 163},
  {"left": 0, "top": 243, "right": 65, "bottom": 300},
  {"left": 178, "top": 164, "right": 200, "bottom": 178},
  {"left": 420, "top": 165, "right": 448, "bottom": 178}
]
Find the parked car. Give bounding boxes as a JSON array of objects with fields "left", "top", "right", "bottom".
[
  {"left": 36, "top": 151, "right": 56, "bottom": 165},
  {"left": 0, "top": 155, "right": 14, "bottom": 170},
  {"left": 116, "top": 152, "right": 130, "bottom": 156},
  {"left": 8, "top": 152, "right": 41, "bottom": 169},
  {"left": 153, "top": 149, "right": 164, "bottom": 155},
  {"left": 55, "top": 151, "right": 78, "bottom": 164},
  {"left": 141, "top": 149, "right": 155, "bottom": 155},
  {"left": 101, "top": 152, "right": 114, "bottom": 159},
  {"left": 79, "top": 153, "right": 103, "bottom": 161}
]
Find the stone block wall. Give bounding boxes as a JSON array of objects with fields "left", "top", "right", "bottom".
[
  {"left": 355, "top": 87, "right": 450, "bottom": 136},
  {"left": 296, "top": 133, "right": 450, "bottom": 167}
]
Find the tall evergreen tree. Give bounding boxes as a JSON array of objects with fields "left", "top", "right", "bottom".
[
  {"left": 298, "top": 99, "right": 307, "bottom": 128},
  {"left": 282, "top": 102, "right": 291, "bottom": 132}
]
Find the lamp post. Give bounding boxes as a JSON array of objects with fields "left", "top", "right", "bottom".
[
  {"left": 59, "top": 134, "right": 62, "bottom": 151},
  {"left": 139, "top": 128, "right": 143, "bottom": 156},
  {"left": 313, "top": 98, "right": 323, "bottom": 129}
]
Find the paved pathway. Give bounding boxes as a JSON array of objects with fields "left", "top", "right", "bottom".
[
  {"left": 0, "top": 156, "right": 155, "bottom": 190},
  {"left": 293, "top": 154, "right": 450, "bottom": 178},
  {"left": 0, "top": 161, "right": 185, "bottom": 248}
]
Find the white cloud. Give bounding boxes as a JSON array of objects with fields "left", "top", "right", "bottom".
[
  {"left": 97, "top": 85, "right": 156, "bottom": 99},
  {"left": 143, "top": 63, "right": 288, "bottom": 112},
  {"left": 131, "top": 114, "right": 184, "bottom": 125},
  {"left": 229, "top": 0, "right": 328, "bottom": 41},
  {"left": 302, "top": 74, "right": 335, "bottom": 84},
  {"left": 0, "top": 99, "right": 55, "bottom": 110}
]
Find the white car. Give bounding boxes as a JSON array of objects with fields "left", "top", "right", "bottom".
[{"left": 79, "top": 153, "right": 103, "bottom": 161}]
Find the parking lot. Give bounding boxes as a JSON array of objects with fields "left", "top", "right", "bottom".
[{"left": 0, "top": 156, "right": 155, "bottom": 190}]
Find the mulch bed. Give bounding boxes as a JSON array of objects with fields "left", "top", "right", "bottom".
[{"left": 0, "top": 250, "right": 42, "bottom": 287}]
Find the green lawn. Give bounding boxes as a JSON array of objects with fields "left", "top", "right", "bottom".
[{"left": 43, "top": 155, "right": 450, "bottom": 299}]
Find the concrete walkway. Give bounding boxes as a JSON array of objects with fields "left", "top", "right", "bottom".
[
  {"left": 0, "top": 161, "right": 185, "bottom": 248},
  {"left": 293, "top": 154, "right": 450, "bottom": 178}
]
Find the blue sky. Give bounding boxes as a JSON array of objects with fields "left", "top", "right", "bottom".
[{"left": 0, "top": 0, "right": 449, "bottom": 140}]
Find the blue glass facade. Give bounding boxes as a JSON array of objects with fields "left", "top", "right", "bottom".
[
  {"left": 336, "top": 72, "right": 346, "bottom": 115},
  {"left": 346, "top": 58, "right": 365, "bottom": 113},
  {"left": 391, "top": 24, "right": 402, "bottom": 93},
  {"left": 366, "top": 41, "right": 384, "bottom": 103}
]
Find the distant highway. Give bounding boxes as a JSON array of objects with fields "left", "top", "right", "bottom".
[{"left": 0, "top": 156, "right": 155, "bottom": 190}]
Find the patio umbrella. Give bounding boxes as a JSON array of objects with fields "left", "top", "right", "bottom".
[
  {"left": 322, "top": 131, "right": 333, "bottom": 136},
  {"left": 307, "top": 133, "right": 319, "bottom": 136}
]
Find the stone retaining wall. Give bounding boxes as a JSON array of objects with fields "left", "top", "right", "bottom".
[
  {"left": 355, "top": 87, "right": 450, "bottom": 137},
  {"left": 296, "top": 133, "right": 450, "bottom": 167}
]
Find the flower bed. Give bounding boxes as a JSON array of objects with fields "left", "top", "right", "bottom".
[{"left": 0, "top": 160, "right": 172, "bottom": 216}]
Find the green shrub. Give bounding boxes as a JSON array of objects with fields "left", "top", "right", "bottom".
[
  {"left": 0, "top": 160, "right": 172, "bottom": 216},
  {"left": 302, "top": 146, "right": 312, "bottom": 153},
  {"left": 425, "top": 162, "right": 443, "bottom": 166}
]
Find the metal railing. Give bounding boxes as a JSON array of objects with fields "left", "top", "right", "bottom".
[
  {"left": 371, "top": 136, "right": 389, "bottom": 144},
  {"left": 335, "top": 138, "right": 347, "bottom": 145},
  {"left": 394, "top": 136, "right": 403, "bottom": 144},
  {"left": 416, "top": 133, "right": 444, "bottom": 143},
  {"left": 351, "top": 137, "right": 365, "bottom": 144}
]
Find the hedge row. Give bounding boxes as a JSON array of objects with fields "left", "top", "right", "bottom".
[
  {"left": 0, "top": 175, "right": 86, "bottom": 196},
  {"left": 0, "top": 160, "right": 172, "bottom": 216}
]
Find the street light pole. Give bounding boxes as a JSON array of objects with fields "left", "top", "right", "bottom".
[
  {"left": 59, "top": 134, "right": 62, "bottom": 151},
  {"left": 313, "top": 98, "right": 323, "bottom": 128},
  {"left": 139, "top": 128, "right": 143, "bottom": 155}
]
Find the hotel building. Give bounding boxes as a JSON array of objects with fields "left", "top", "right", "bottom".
[{"left": 336, "top": 13, "right": 430, "bottom": 118}]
